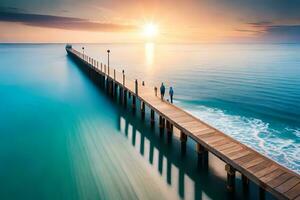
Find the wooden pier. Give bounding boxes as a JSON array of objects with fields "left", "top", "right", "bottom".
[{"left": 66, "top": 46, "right": 300, "bottom": 200}]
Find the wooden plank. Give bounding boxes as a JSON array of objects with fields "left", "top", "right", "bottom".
[
  {"left": 221, "top": 146, "right": 243, "bottom": 155},
  {"left": 182, "top": 122, "right": 204, "bottom": 129},
  {"left": 268, "top": 173, "right": 294, "bottom": 188},
  {"left": 276, "top": 177, "right": 300, "bottom": 193},
  {"left": 285, "top": 182, "right": 300, "bottom": 199},
  {"left": 210, "top": 139, "right": 231, "bottom": 147},
  {"left": 180, "top": 121, "right": 200, "bottom": 126},
  {"left": 228, "top": 150, "right": 251, "bottom": 160},
  {"left": 234, "top": 153, "right": 257, "bottom": 164},
  {"left": 176, "top": 117, "right": 195, "bottom": 124},
  {"left": 195, "top": 128, "right": 215, "bottom": 137},
  {"left": 260, "top": 169, "right": 286, "bottom": 183},
  {"left": 199, "top": 131, "right": 218, "bottom": 139},
  {"left": 204, "top": 136, "right": 225, "bottom": 144},
  {"left": 255, "top": 164, "right": 279, "bottom": 178},
  {"left": 248, "top": 160, "right": 271, "bottom": 174},
  {"left": 241, "top": 157, "right": 265, "bottom": 169},
  {"left": 188, "top": 126, "right": 209, "bottom": 133},
  {"left": 168, "top": 112, "right": 188, "bottom": 119},
  {"left": 215, "top": 142, "right": 237, "bottom": 151}
]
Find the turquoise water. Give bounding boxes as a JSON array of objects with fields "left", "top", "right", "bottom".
[{"left": 0, "top": 43, "right": 299, "bottom": 199}]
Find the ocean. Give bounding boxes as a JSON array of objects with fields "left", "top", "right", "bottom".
[{"left": 0, "top": 43, "right": 299, "bottom": 199}]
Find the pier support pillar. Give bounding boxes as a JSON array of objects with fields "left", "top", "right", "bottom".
[
  {"left": 132, "top": 94, "right": 136, "bottom": 112},
  {"left": 150, "top": 109, "right": 155, "bottom": 127},
  {"left": 259, "top": 187, "right": 265, "bottom": 200},
  {"left": 141, "top": 101, "right": 145, "bottom": 120},
  {"left": 109, "top": 80, "right": 113, "bottom": 97},
  {"left": 119, "top": 87, "right": 123, "bottom": 104},
  {"left": 225, "top": 164, "right": 236, "bottom": 192},
  {"left": 242, "top": 174, "right": 249, "bottom": 189},
  {"left": 105, "top": 77, "right": 109, "bottom": 92},
  {"left": 196, "top": 143, "right": 208, "bottom": 168},
  {"left": 123, "top": 90, "right": 127, "bottom": 107},
  {"left": 166, "top": 120, "right": 173, "bottom": 143},
  {"left": 180, "top": 131, "right": 187, "bottom": 155},
  {"left": 159, "top": 116, "right": 165, "bottom": 136},
  {"left": 114, "top": 83, "right": 118, "bottom": 99}
]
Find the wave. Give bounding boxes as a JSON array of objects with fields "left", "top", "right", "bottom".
[{"left": 177, "top": 102, "right": 300, "bottom": 174}]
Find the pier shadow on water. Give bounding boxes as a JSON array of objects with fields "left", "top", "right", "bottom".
[{"left": 114, "top": 103, "right": 275, "bottom": 200}]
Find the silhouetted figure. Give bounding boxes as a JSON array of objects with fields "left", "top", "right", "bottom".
[
  {"left": 160, "top": 83, "right": 165, "bottom": 100},
  {"left": 142, "top": 81, "right": 145, "bottom": 86},
  {"left": 154, "top": 86, "right": 157, "bottom": 96},
  {"left": 169, "top": 87, "right": 174, "bottom": 103}
]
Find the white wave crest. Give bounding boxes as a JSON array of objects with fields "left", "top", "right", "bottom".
[{"left": 182, "top": 104, "right": 300, "bottom": 174}]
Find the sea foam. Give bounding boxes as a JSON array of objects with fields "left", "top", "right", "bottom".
[{"left": 180, "top": 103, "right": 300, "bottom": 174}]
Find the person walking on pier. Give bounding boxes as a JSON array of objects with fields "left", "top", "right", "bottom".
[
  {"left": 160, "top": 83, "right": 165, "bottom": 100},
  {"left": 154, "top": 86, "right": 157, "bottom": 96},
  {"left": 169, "top": 87, "right": 174, "bottom": 103}
]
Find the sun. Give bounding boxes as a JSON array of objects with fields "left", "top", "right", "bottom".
[{"left": 143, "top": 23, "right": 159, "bottom": 38}]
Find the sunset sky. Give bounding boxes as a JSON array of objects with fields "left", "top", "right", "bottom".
[{"left": 0, "top": 0, "right": 300, "bottom": 43}]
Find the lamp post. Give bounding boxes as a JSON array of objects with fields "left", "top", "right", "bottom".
[
  {"left": 82, "top": 47, "right": 85, "bottom": 59},
  {"left": 107, "top": 49, "right": 110, "bottom": 76},
  {"left": 107, "top": 49, "right": 110, "bottom": 67}
]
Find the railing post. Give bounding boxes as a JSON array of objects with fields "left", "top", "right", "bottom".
[
  {"left": 122, "top": 70, "right": 125, "bottom": 86},
  {"left": 135, "top": 79, "right": 138, "bottom": 96}
]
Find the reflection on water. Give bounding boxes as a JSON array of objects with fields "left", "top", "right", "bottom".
[{"left": 145, "top": 42, "right": 155, "bottom": 69}]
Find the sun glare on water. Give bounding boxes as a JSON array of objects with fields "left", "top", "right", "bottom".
[{"left": 143, "top": 23, "right": 159, "bottom": 38}]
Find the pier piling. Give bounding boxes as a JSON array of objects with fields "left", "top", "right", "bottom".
[
  {"left": 225, "top": 164, "right": 236, "bottom": 192},
  {"left": 150, "top": 109, "right": 155, "bottom": 126},
  {"left": 180, "top": 131, "right": 187, "bottom": 155},
  {"left": 141, "top": 101, "right": 145, "bottom": 120},
  {"left": 196, "top": 143, "right": 208, "bottom": 168}
]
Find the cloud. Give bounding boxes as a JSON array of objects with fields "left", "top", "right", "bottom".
[
  {"left": 0, "top": 11, "right": 137, "bottom": 32},
  {"left": 247, "top": 21, "right": 272, "bottom": 27},
  {"left": 235, "top": 29, "right": 265, "bottom": 34},
  {"left": 236, "top": 20, "right": 300, "bottom": 42}
]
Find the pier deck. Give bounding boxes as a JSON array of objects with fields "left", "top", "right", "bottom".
[{"left": 67, "top": 47, "right": 300, "bottom": 200}]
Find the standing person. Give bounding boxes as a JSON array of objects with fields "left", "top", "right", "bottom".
[
  {"left": 154, "top": 86, "right": 157, "bottom": 96},
  {"left": 169, "top": 87, "right": 174, "bottom": 103},
  {"left": 160, "top": 83, "right": 165, "bottom": 100}
]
